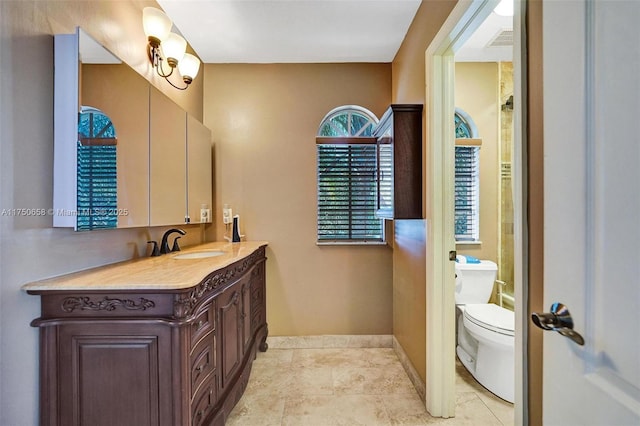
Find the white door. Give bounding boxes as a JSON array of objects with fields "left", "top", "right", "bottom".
[{"left": 542, "top": 0, "right": 640, "bottom": 424}]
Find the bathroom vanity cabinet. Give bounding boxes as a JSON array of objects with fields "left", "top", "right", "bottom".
[
  {"left": 24, "top": 242, "right": 268, "bottom": 426},
  {"left": 374, "top": 104, "right": 423, "bottom": 219}
]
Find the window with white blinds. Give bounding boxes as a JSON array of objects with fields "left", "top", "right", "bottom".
[
  {"left": 455, "top": 145, "right": 480, "bottom": 242},
  {"left": 317, "top": 143, "right": 382, "bottom": 242},
  {"left": 316, "top": 105, "right": 382, "bottom": 243}
]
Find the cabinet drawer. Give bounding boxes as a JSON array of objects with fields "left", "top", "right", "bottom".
[
  {"left": 190, "top": 301, "right": 215, "bottom": 348},
  {"left": 190, "top": 334, "right": 216, "bottom": 396},
  {"left": 192, "top": 375, "right": 217, "bottom": 426}
]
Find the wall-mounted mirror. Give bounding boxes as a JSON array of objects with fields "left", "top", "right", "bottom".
[
  {"left": 79, "top": 29, "right": 150, "bottom": 229},
  {"left": 53, "top": 28, "right": 211, "bottom": 231},
  {"left": 53, "top": 28, "right": 150, "bottom": 230}
]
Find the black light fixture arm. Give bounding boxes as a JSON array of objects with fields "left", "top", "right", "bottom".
[{"left": 147, "top": 41, "right": 189, "bottom": 91}]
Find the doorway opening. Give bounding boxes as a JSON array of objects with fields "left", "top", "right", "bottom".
[{"left": 424, "top": 0, "right": 527, "bottom": 422}]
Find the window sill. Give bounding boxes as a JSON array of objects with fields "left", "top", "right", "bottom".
[
  {"left": 317, "top": 241, "right": 388, "bottom": 246},
  {"left": 456, "top": 240, "right": 482, "bottom": 246}
]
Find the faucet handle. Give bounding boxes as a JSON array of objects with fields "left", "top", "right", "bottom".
[
  {"left": 147, "top": 241, "right": 160, "bottom": 257},
  {"left": 171, "top": 236, "right": 182, "bottom": 252}
]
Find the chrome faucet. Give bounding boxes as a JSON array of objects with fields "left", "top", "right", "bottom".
[{"left": 160, "top": 228, "right": 186, "bottom": 254}]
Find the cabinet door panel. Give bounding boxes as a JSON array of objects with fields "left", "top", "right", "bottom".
[
  {"left": 242, "top": 279, "right": 252, "bottom": 352},
  {"left": 150, "top": 87, "right": 187, "bottom": 226},
  {"left": 250, "top": 262, "right": 266, "bottom": 334},
  {"left": 58, "top": 323, "right": 173, "bottom": 426},
  {"left": 218, "top": 288, "right": 242, "bottom": 389}
]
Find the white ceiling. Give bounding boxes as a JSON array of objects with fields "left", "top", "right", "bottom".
[
  {"left": 157, "top": 0, "right": 421, "bottom": 63},
  {"left": 156, "top": 0, "right": 513, "bottom": 64},
  {"left": 455, "top": 12, "right": 513, "bottom": 62}
]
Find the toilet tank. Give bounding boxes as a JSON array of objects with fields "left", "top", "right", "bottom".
[{"left": 455, "top": 260, "right": 498, "bottom": 304}]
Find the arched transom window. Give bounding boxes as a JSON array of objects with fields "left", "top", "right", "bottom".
[
  {"left": 316, "top": 105, "right": 383, "bottom": 243},
  {"left": 318, "top": 105, "right": 378, "bottom": 137}
]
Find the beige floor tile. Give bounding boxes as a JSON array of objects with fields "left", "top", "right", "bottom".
[
  {"left": 360, "top": 348, "right": 405, "bottom": 367},
  {"left": 228, "top": 348, "right": 514, "bottom": 426},
  {"left": 476, "top": 392, "right": 515, "bottom": 426},
  {"left": 282, "top": 394, "right": 390, "bottom": 426},
  {"left": 333, "top": 365, "right": 416, "bottom": 395},
  {"left": 253, "top": 348, "right": 295, "bottom": 366},
  {"left": 288, "top": 366, "right": 335, "bottom": 395},
  {"left": 379, "top": 393, "right": 450, "bottom": 425},
  {"left": 454, "top": 359, "right": 487, "bottom": 394},
  {"left": 290, "top": 348, "right": 372, "bottom": 368},
  {"left": 450, "top": 392, "right": 503, "bottom": 425},
  {"left": 225, "top": 394, "right": 286, "bottom": 425},
  {"left": 243, "top": 363, "right": 293, "bottom": 397}
]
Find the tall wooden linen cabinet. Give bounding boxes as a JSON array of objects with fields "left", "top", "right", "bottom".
[{"left": 374, "top": 104, "right": 423, "bottom": 219}]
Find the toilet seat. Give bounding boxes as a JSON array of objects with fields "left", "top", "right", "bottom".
[{"left": 463, "top": 303, "right": 514, "bottom": 337}]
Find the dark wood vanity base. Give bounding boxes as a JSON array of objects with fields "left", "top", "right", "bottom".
[{"left": 27, "top": 245, "right": 268, "bottom": 426}]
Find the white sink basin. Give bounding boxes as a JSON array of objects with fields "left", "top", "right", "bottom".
[{"left": 172, "top": 250, "right": 226, "bottom": 259}]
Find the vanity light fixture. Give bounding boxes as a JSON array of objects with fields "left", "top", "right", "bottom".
[{"left": 142, "top": 7, "right": 201, "bottom": 90}]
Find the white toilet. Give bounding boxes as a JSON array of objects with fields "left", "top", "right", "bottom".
[{"left": 455, "top": 258, "right": 514, "bottom": 403}]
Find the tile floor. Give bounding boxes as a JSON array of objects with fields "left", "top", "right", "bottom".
[{"left": 227, "top": 348, "right": 514, "bottom": 425}]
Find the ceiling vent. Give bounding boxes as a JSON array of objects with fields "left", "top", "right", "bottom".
[{"left": 487, "top": 29, "right": 513, "bottom": 48}]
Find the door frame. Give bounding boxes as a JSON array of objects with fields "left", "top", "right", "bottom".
[{"left": 424, "top": 0, "right": 528, "bottom": 421}]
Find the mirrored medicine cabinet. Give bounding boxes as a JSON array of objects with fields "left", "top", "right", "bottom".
[{"left": 53, "top": 28, "right": 212, "bottom": 231}]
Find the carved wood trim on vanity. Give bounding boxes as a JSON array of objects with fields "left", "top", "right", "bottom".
[
  {"left": 61, "top": 296, "right": 156, "bottom": 313},
  {"left": 173, "top": 248, "right": 264, "bottom": 319},
  {"left": 27, "top": 244, "right": 268, "bottom": 426}
]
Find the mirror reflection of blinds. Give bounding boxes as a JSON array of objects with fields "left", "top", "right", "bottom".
[
  {"left": 77, "top": 107, "right": 118, "bottom": 231},
  {"left": 77, "top": 144, "right": 117, "bottom": 230},
  {"left": 455, "top": 146, "right": 480, "bottom": 241},
  {"left": 377, "top": 139, "right": 393, "bottom": 215},
  {"left": 317, "top": 144, "right": 382, "bottom": 242}
]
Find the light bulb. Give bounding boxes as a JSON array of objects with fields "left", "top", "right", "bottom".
[
  {"left": 142, "top": 7, "right": 172, "bottom": 46},
  {"left": 162, "top": 33, "right": 187, "bottom": 67},
  {"left": 178, "top": 53, "right": 201, "bottom": 83}
]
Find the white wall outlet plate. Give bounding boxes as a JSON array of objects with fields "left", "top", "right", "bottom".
[
  {"left": 200, "top": 208, "right": 210, "bottom": 223},
  {"left": 222, "top": 207, "right": 232, "bottom": 224}
]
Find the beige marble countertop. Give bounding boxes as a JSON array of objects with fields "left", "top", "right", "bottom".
[{"left": 22, "top": 241, "right": 268, "bottom": 292}]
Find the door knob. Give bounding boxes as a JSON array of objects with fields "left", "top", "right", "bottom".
[{"left": 531, "top": 303, "right": 585, "bottom": 346}]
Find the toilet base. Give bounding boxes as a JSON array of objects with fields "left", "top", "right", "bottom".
[
  {"left": 457, "top": 344, "right": 514, "bottom": 403},
  {"left": 456, "top": 309, "right": 514, "bottom": 404},
  {"left": 456, "top": 344, "right": 476, "bottom": 376}
]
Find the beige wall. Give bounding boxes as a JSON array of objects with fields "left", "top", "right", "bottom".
[
  {"left": 0, "top": 2, "right": 207, "bottom": 424},
  {"left": 390, "top": 0, "right": 458, "bottom": 383},
  {"left": 455, "top": 62, "right": 500, "bottom": 264},
  {"left": 392, "top": 220, "right": 427, "bottom": 380},
  {"left": 203, "top": 63, "right": 393, "bottom": 336}
]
